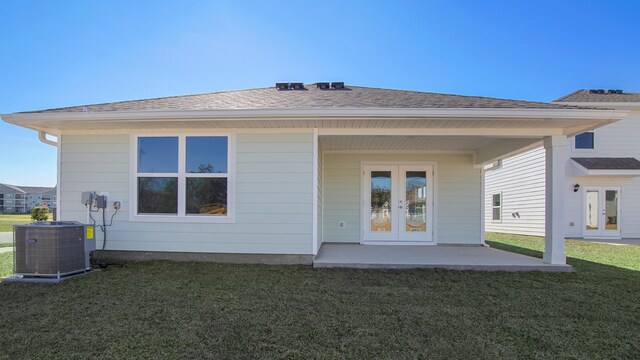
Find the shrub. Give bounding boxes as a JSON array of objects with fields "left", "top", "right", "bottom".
[{"left": 31, "top": 205, "right": 49, "bottom": 221}]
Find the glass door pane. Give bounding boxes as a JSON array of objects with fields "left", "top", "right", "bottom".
[
  {"left": 605, "top": 190, "right": 618, "bottom": 231},
  {"left": 585, "top": 190, "right": 599, "bottom": 231},
  {"left": 405, "top": 171, "right": 427, "bottom": 232},
  {"left": 370, "top": 171, "right": 392, "bottom": 232}
]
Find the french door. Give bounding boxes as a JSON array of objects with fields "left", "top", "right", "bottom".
[
  {"left": 583, "top": 186, "right": 621, "bottom": 238},
  {"left": 363, "top": 164, "right": 434, "bottom": 243}
]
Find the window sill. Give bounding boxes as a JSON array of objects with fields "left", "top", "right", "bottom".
[{"left": 129, "top": 214, "right": 236, "bottom": 224}]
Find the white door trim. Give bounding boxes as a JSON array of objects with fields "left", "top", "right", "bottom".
[
  {"left": 360, "top": 161, "right": 437, "bottom": 245},
  {"left": 581, "top": 186, "right": 622, "bottom": 239}
]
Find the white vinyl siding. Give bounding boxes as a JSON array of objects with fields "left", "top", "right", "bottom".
[
  {"left": 569, "top": 114, "right": 640, "bottom": 158},
  {"left": 59, "top": 132, "right": 314, "bottom": 255},
  {"left": 322, "top": 153, "right": 481, "bottom": 245},
  {"left": 485, "top": 111, "right": 640, "bottom": 239},
  {"left": 564, "top": 176, "right": 640, "bottom": 238},
  {"left": 485, "top": 147, "right": 546, "bottom": 237},
  {"left": 565, "top": 112, "right": 640, "bottom": 238}
]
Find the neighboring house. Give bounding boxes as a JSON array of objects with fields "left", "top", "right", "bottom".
[
  {"left": 486, "top": 90, "right": 640, "bottom": 240},
  {"left": 1, "top": 83, "right": 627, "bottom": 269},
  {"left": 0, "top": 183, "right": 57, "bottom": 214}
]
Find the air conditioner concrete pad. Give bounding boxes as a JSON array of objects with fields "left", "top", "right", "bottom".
[{"left": 1, "top": 269, "right": 100, "bottom": 284}]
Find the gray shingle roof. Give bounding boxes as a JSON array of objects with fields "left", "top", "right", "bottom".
[
  {"left": 555, "top": 90, "right": 640, "bottom": 103},
  {"left": 18, "top": 186, "right": 56, "bottom": 194},
  {"left": 572, "top": 157, "right": 640, "bottom": 170},
  {"left": 0, "top": 183, "right": 55, "bottom": 194},
  {"left": 0, "top": 183, "right": 25, "bottom": 194},
  {"left": 22, "top": 84, "right": 581, "bottom": 113}
]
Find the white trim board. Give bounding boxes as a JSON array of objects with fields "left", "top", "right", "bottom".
[
  {"left": 128, "top": 132, "right": 237, "bottom": 224},
  {"left": 360, "top": 161, "right": 438, "bottom": 245},
  {"left": 312, "top": 128, "right": 319, "bottom": 255},
  {"left": 3, "top": 107, "right": 628, "bottom": 122},
  {"left": 323, "top": 150, "right": 473, "bottom": 154},
  {"left": 60, "top": 128, "right": 316, "bottom": 135}
]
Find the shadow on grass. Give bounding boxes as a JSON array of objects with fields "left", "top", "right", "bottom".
[
  {"left": 487, "top": 240, "right": 544, "bottom": 259},
  {"left": 488, "top": 239, "right": 640, "bottom": 279}
]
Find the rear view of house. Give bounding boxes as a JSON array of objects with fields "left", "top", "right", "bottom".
[
  {"left": 1, "top": 84, "right": 627, "bottom": 270},
  {"left": 486, "top": 90, "right": 640, "bottom": 240}
]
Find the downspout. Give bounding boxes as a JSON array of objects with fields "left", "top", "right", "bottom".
[
  {"left": 37, "top": 131, "right": 60, "bottom": 220},
  {"left": 38, "top": 131, "right": 58, "bottom": 146},
  {"left": 484, "top": 160, "right": 502, "bottom": 172}
]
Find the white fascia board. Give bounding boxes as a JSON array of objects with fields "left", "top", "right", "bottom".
[{"left": 1, "top": 107, "right": 628, "bottom": 124}]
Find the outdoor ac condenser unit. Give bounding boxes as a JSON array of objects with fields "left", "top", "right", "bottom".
[{"left": 13, "top": 221, "right": 96, "bottom": 278}]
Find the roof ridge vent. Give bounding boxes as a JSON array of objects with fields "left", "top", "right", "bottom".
[
  {"left": 275, "top": 82, "right": 306, "bottom": 90},
  {"left": 589, "top": 89, "right": 623, "bottom": 94},
  {"left": 331, "top": 82, "right": 345, "bottom": 90},
  {"left": 316, "top": 82, "right": 330, "bottom": 90}
]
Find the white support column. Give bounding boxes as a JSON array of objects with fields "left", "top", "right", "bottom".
[
  {"left": 543, "top": 135, "right": 567, "bottom": 264},
  {"left": 312, "top": 128, "right": 319, "bottom": 255},
  {"left": 480, "top": 166, "right": 487, "bottom": 246}
]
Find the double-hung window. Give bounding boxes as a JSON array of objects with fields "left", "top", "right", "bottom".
[
  {"left": 492, "top": 193, "right": 502, "bottom": 222},
  {"left": 132, "top": 134, "right": 235, "bottom": 222}
]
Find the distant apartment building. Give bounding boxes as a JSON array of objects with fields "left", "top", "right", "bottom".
[{"left": 0, "top": 183, "right": 57, "bottom": 214}]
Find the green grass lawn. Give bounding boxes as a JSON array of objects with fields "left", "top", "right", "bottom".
[
  {"left": 0, "top": 234, "right": 638, "bottom": 359},
  {"left": 0, "top": 252, "right": 11, "bottom": 278},
  {"left": 0, "top": 214, "right": 51, "bottom": 232}
]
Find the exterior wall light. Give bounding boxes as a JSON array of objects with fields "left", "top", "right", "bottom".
[{"left": 573, "top": 184, "right": 580, "bottom": 192}]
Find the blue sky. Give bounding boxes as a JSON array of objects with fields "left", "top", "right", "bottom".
[{"left": 1, "top": 0, "right": 639, "bottom": 186}]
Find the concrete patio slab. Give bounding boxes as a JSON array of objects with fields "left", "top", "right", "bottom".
[{"left": 313, "top": 243, "right": 573, "bottom": 272}]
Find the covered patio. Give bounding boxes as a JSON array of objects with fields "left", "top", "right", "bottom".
[
  {"left": 313, "top": 108, "right": 627, "bottom": 271},
  {"left": 313, "top": 243, "right": 572, "bottom": 272}
]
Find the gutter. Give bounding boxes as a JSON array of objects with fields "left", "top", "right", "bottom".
[{"left": 1, "top": 107, "right": 629, "bottom": 124}]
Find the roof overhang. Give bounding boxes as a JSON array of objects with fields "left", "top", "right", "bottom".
[
  {"left": 571, "top": 158, "right": 640, "bottom": 177},
  {"left": 1, "top": 107, "right": 628, "bottom": 136}
]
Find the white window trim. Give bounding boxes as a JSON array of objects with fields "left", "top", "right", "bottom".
[
  {"left": 129, "top": 133, "right": 236, "bottom": 223},
  {"left": 359, "top": 160, "right": 438, "bottom": 245},
  {"left": 491, "top": 192, "right": 502, "bottom": 223}
]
